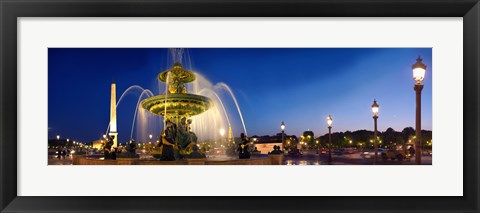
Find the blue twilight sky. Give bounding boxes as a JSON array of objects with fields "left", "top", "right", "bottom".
[{"left": 48, "top": 48, "right": 432, "bottom": 143}]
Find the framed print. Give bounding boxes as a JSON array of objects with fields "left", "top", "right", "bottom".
[{"left": 1, "top": 0, "right": 479, "bottom": 212}]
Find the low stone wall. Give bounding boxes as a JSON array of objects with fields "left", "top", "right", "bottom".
[
  {"left": 268, "top": 154, "right": 284, "bottom": 165},
  {"left": 72, "top": 155, "right": 82, "bottom": 165},
  {"left": 73, "top": 155, "right": 283, "bottom": 165},
  {"left": 135, "top": 160, "right": 186, "bottom": 165},
  {"left": 116, "top": 158, "right": 137, "bottom": 165},
  {"left": 205, "top": 157, "right": 271, "bottom": 165}
]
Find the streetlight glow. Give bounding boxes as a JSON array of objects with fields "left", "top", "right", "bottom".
[
  {"left": 280, "top": 121, "right": 285, "bottom": 131},
  {"left": 326, "top": 115, "right": 333, "bottom": 127},
  {"left": 412, "top": 56, "right": 426, "bottom": 84},
  {"left": 219, "top": 128, "right": 225, "bottom": 137},
  {"left": 372, "top": 99, "right": 379, "bottom": 116}
]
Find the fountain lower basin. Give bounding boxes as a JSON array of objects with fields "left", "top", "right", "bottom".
[{"left": 140, "top": 93, "right": 213, "bottom": 117}]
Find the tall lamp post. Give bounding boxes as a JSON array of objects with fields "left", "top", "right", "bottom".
[
  {"left": 371, "top": 99, "right": 379, "bottom": 164},
  {"left": 412, "top": 56, "right": 426, "bottom": 165},
  {"left": 326, "top": 115, "right": 333, "bottom": 163},
  {"left": 280, "top": 121, "right": 285, "bottom": 150}
]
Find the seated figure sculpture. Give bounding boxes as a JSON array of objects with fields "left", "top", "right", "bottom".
[
  {"left": 186, "top": 119, "right": 197, "bottom": 144},
  {"left": 103, "top": 135, "right": 115, "bottom": 160},
  {"left": 160, "top": 120, "right": 175, "bottom": 161},
  {"left": 269, "top": 145, "right": 283, "bottom": 154},
  {"left": 188, "top": 143, "right": 206, "bottom": 159},
  {"left": 177, "top": 117, "right": 202, "bottom": 157},
  {"left": 158, "top": 118, "right": 203, "bottom": 160},
  {"left": 128, "top": 139, "right": 137, "bottom": 155},
  {"left": 119, "top": 138, "right": 139, "bottom": 158},
  {"left": 238, "top": 133, "right": 251, "bottom": 159},
  {"left": 176, "top": 117, "right": 191, "bottom": 149},
  {"left": 160, "top": 128, "right": 176, "bottom": 161}
]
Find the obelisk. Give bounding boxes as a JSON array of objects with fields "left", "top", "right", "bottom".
[{"left": 109, "top": 82, "right": 118, "bottom": 148}]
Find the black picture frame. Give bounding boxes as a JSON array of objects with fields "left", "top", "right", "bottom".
[{"left": 1, "top": 0, "right": 478, "bottom": 212}]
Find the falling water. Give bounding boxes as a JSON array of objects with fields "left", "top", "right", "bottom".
[
  {"left": 215, "top": 82, "right": 248, "bottom": 136},
  {"left": 116, "top": 85, "right": 147, "bottom": 107},
  {"left": 130, "top": 89, "right": 154, "bottom": 140},
  {"left": 189, "top": 103, "right": 224, "bottom": 141},
  {"left": 198, "top": 88, "right": 231, "bottom": 127},
  {"left": 187, "top": 73, "right": 232, "bottom": 141},
  {"left": 163, "top": 72, "right": 170, "bottom": 130}
]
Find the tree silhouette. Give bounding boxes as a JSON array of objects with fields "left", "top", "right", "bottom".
[{"left": 401, "top": 127, "right": 415, "bottom": 142}]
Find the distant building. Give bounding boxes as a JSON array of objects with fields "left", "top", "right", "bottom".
[
  {"left": 91, "top": 139, "right": 105, "bottom": 149},
  {"left": 250, "top": 134, "right": 298, "bottom": 154},
  {"left": 48, "top": 139, "right": 69, "bottom": 148}
]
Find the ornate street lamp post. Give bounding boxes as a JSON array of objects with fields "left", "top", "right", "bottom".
[
  {"left": 280, "top": 121, "right": 285, "bottom": 150},
  {"left": 412, "top": 56, "right": 426, "bottom": 165},
  {"left": 326, "top": 115, "right": 333, "bottom": 163},
  {"left": 371, "top": 99, "right": 379, "bottom": 164}
]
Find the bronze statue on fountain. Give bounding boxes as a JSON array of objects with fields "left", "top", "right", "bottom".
[
  {"left": 238, "top": 133, "right": 251, "bottom": 159},
  {"left": 159, "top": 118, "right": 204, "bottom": 160},
  {"left": 103, "top": 135, "right": 116, "bottom": 160}
]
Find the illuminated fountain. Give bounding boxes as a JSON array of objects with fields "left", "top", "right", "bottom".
[
  {"left": 139, "top": 62, "right": 228, "bottom": 158},
  {"left": 102, "top": 49, "right": 248, "bottom": 160}
]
